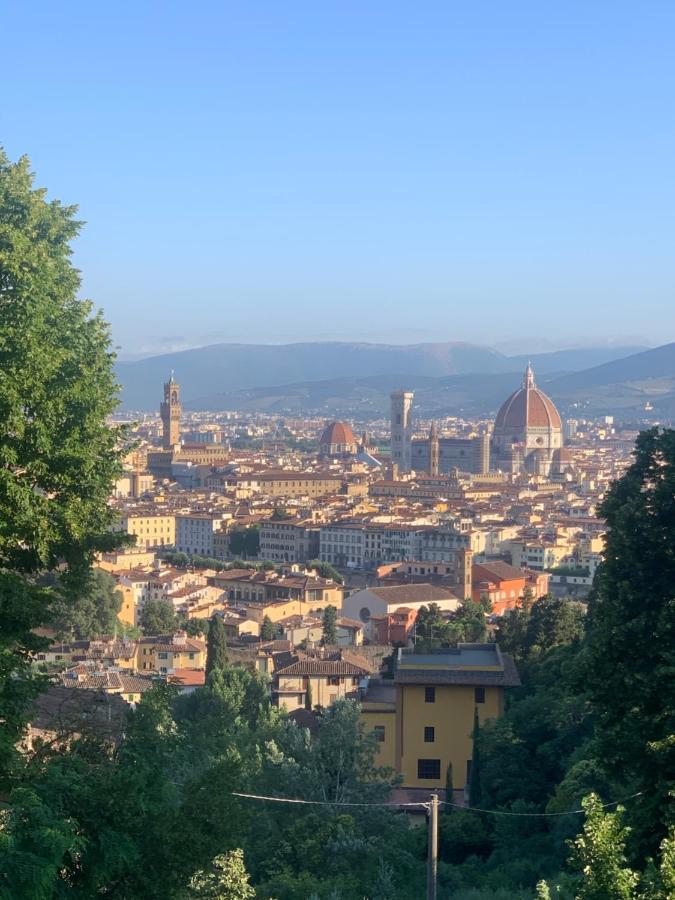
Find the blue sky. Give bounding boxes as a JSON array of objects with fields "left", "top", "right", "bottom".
[{"left": 2, "top": 1, "right": 674, "bottom": 357}]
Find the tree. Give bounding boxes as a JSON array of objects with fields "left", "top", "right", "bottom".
[
  {"left": 260, "top": 615, "right": 276, "bottom": 641},
  {"left": 140, "top": 599, "right": 178, "bottom": 635},
  {"left": 445, "top": 761, "right": 454, "bottom": 802},
  {"left": 568, "top": 794, "right": 639, "bottom": 899},
  {"left": 0, "top": 150, "right": 127, "bottom": 783},
  {"left": 183, "top": 618, "right": 210, "bottom": 638},
  {"left": 414, "top": 603, "right": 450, "bottom": 649},
  {"left": 228, "top": 526, "right": 260, "bottom": 560},
  {"left": 51, "top": 568, "right": 124, "bottom": 639},
  {"left": 584, "top": 429, "right": 675, "bottom": 855},
  {"left": 523, "top": 595, "right": 585, "bottom": 659},
  {"left": 305, "top": 680, "right": 313, "bottom": 711},
  {"left": 468, "top": 706, "right": 482, "bottom": 807},
  {"left": 206, "top": 616, "right": 228, "bottom": 677},
  {"left": 307, "top": 560, "right": 344, "bottom": 584},
  {"left": 187, "top": 849, "right": 256, "bottom": 899},
  {"left": 322, "top": 605, "right": 338, "bottom": 645}
]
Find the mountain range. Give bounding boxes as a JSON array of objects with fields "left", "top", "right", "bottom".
[{"left": 116, "top": 341, "right": 649, "bottom": 412}]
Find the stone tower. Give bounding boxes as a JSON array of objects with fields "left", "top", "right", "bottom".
[
  {"left": 390, "top": 390, "right": 414, "bottom": 473},
  {"left": 428, "top": 421, "right": 439, "bottom": 476},
  {"left": 160, "top": 372, "right": 181, "bottom": 449}
]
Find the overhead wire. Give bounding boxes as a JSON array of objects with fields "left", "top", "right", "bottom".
[{"left": 231, "top": 789, "right": 644, "bottom": 817}]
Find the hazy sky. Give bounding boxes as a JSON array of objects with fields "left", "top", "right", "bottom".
[{"left": 2, "top": 2, "right": 674, "bottom": 357}]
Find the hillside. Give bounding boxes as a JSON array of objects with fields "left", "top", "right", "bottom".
[{"left": 116, "top": 341, "right": 644, "bottom": 410}]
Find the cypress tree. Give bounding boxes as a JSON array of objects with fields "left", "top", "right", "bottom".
[
  {"left": 468, "top": 707, "right": 482, "bottom": 807},
  {"left": 206, "top": 615, "right": 228, "bottom": 677}
]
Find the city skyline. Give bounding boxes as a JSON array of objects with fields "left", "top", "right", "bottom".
[{"left": 3, "top": 1, "right": 675, "bottom": 355}]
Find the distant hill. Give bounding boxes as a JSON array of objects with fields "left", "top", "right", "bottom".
[
  {"left": 116, "top": 341, "right": 645, "bottom": 410},
  {"left": 549, "top": 342, "right": 675, "bottom": 392}
]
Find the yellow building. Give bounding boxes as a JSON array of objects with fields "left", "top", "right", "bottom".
[
  {"left": 361, "top": 644, "right": 519, "bottom": 792},
  {"left": 259, "top": 649, "right": 374, "bottom": 712},
  {"left": 136, "top": 632, "right": 207, "bottom": 674},
  {"left": 111, "top": 510, "right": 176, "bottom": 551}
]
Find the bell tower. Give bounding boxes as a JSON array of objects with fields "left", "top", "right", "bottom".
[
  {"left": 429, "top": 421, "right": 440, "bottom": 476},
  {"left": 390, "top": 390, "right": 414, "bottom": 472},
  {"left": 160, "top": 372, "right": 181, "bottom": 449}
]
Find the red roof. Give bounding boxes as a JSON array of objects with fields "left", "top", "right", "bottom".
[
  {"left": 319, "top": 421, "right": 357, "bottom": 447},
  {"left": 494, "top": 365, "right": 562, "bottom": 433}
]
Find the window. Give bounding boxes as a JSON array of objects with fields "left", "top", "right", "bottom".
[
  {"left": 417, "top": 759, "right": 441, "bottom": 780},
  {"left": 373, "top": 726, "right": 385, "bottom": 743},
  {"left": 328, "top": 676, "right": 341, "bottom": 686},
  {"left": 475, "top": 687, "right": 485, "bottom": 704},
  {"left": 425, "top": 686, "right": 436, "bottom": 703},
  {"left": 158, "top": 652, "right": 168, "bottom": 660},
  {"left": 424, "top": 726, "right": 435, "bottom": 743}
]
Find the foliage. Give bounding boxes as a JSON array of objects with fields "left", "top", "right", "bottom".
[
  {"left": 0, "top": 150, "right": 127, "bottom": 784},
  {"left": 182, "top": 617, "right": 211, "bottom": 637},
  {"left": 50, "top": 568, "right": 125, "bottom": 640},
  {"left": 260, "top": 615, "right": 276, "bottom": 641},
  {"left": 140, "top": 599, "right": 178, "bottom": 635},
  {"left": 567, "top": 794, "right": 639, "bottom": 899},
  {"left": 206, "top": 615, "right": 229, "bottom": 677},
  {"left": 584, "top": 428, "right": 675, "bottom": 856},
  {"left": 497, "top": 595, "right": 585, "bottom": 663},
  {"left": 228, "top": 526, "right": 260, "bottom": 560},
  {"left": 415, "top": 600, "right": 489, "bottom": 650},
  {"left": 321, "top": 605, "right": 338, "bottom": 645},
  {"left": 186, "top": 849, "right": 256, "bottom": 899},
  {"left": 307, "top": 560, "right": 344, "bottom": 584}
]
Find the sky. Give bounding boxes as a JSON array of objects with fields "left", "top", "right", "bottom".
[{"left": 2, "top": 1, "right": 675, "bottom": 358}]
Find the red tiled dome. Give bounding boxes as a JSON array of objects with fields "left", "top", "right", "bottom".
[
  {"left": 494, "top": 366, "right": 562, "bottom": 432},
  {"left": 319, "top": 421, "right": 357, "bottom": 447}
]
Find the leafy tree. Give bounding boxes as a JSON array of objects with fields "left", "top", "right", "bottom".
[
  {"left": 0, "top": 150, "right": 127, "bottom": 783},
  {"left": 51, "top": 568, "right": 124, "bottom": 639},
  {"left": 260, "top": 615, "right": 276, "bottom": 641},
  {"left": 567, "top": 794, "right": 639, "bottom": 899},
  {"left": 228, "top": 526, "right": 260, "bottom": 560},
  {"left": 187, "top": 849, "right": 256, "bottom": 899},
  {"left": 182, "top": 618, "right": 210, "bottom": 637},
  {"left": 308, "top": 560, "right": 344, "bottom": 584},
  {"left": 322, "top": 605, "right": 338, "bottom": 645},
  {"left": 523, "top": 596, "right": 585, "bottom": 660},
  {"left": 140, "top": 599, "right": 178, "bottom": 635},
  {"left": 584, "top": 428, "right": 675, "bottom": 855},
  {"left": 206, "top": 615, "right": 228, "bottom": 677}
]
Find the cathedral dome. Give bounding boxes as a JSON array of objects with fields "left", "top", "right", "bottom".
[
  {"left": 494, "top": 365, "right": 562, "bottom": 434},
  {"left": 319, "top": 421, "right": 357, "bottom": 454}
]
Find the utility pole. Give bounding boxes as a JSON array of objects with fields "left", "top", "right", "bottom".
[{"left": 426, "top": 792, "right": 439, "bottom": 900}]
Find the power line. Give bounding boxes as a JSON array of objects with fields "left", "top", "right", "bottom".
[{"left": 231, "top": 789, "right": 644, "bottom": 818}]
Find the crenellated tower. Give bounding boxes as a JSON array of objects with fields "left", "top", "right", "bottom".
[{"left": 160, "top": 372, "right": 181, "bottom": 449}]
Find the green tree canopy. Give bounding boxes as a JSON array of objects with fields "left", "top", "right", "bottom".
[
  {"left": 51, "top": 568, "right": 125, "bottom": 640},
  {"left": 0, "top": 150, "right": 127, "bottom": 782},
  {"left": 140, "top": 599, "right": 178, "bottom": 635},
  {"left": 206, "top": 615, "right": 228, "bottom": 677},
  {"left": 584, "top": 428, "right": 675, "bottom": 854},
  {"left": 321, "top": 605, "right": 338, "bottom": 645}
]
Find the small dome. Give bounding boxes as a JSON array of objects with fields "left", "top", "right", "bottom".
[
  {"left": 494, "top": 365, "right": 562, "bottom": 433},
  {"left": 319, "top": 421, "right": 357, "bottom": 447}
]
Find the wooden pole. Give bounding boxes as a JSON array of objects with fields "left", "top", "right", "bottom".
[{"left": 427, "top": 792, "right": 439, "bottom": 900}]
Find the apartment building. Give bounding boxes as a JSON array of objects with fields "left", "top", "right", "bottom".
[
  {"left": 175, "top": 513, "right": 226, "bottom": 557},
  {"left": 360, "top": 644, "right": 520, "bottom": 792},
  {"left": 258, "top": 519, "right": 320, "bottom": 563},
  {"left": 111, "top": 509, "right": 176, "bottom": 551}
]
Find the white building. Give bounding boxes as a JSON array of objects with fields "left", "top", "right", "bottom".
[{"left": 175, "top": 513, "right": 225, "bottom": 557}]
